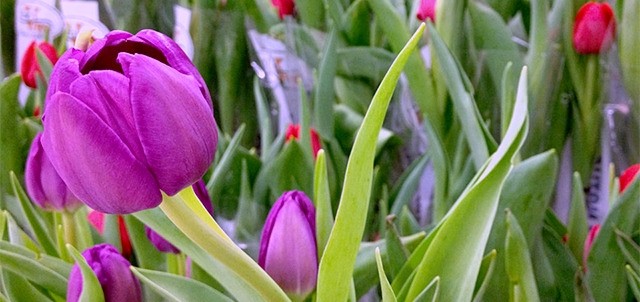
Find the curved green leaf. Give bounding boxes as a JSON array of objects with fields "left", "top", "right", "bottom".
[
  {"left": 375, "top": 248, "right": 396, "bottom": 302},
  {"left": 67, "top": 244, "right": 105, "bottom": 302},
  {"left": 131, "top": 266, "right": 233, "bottom": 302},
  {"left": 316, "top": 23, "right": 425, "bottom": 302}
]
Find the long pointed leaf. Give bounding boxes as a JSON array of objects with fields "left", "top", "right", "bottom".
[
  {"left": 131, "top": 266, "right": 233, "bottom": 302},
  {"left": 316, "top": 23, "right": 425, "bottom": 302}
]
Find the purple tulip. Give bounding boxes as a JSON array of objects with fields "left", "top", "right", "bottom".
[
  {"left": 25, "top": 133, "right": 83, "bottom": 212},
  {"left": 67, "top": 243, "right": 141, "bottom": 302},
  {"left": 145, "top": 179, "right": 213, "bottom": 254},
  {"left": 40, "top": 30, "right": 218, "bottom": 214},
  {"left": 259, "top": 191, "right": 317, "bottom": 300}
]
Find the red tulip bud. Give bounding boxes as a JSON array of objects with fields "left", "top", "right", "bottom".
[
  {"left": 271, "top": 0, "right": 295, "bottom": 19},
  {"left": 573, "top": 2, "right": 616, "bottom": 54},
  {"left": 619, "top": 164, "right": 640, "bottom": 193},
  {"left": 285, "top": 124, "right": 322, "bottom": 158},
  {"left": 20, "top": 41, "right": 59, "bottom": 88},
  {"left": 416, "top": 0, "right": 436, "bottom": 22},
  {"left": 583, "top": 224, "right": 600, "bottom": 269}
]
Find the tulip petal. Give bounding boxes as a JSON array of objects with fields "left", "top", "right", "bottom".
[
  {"left": 263, "top": 199, "right": 317, "bottom": 297},
  {"left": 42, "top": 92, "right": 161, "bottom": 214},
  {"left": 135, "top": 30, "right": 212, "bottom": 104},
  {"left": 69, "top": 70, "right": 146, "bottom": 162},
  {"left": 45, "top": 49, "right": 83, "bottom": 107},
  {"left": 119, "top": 53, "right": 217, "bottom": 195},
  {"left": 79, "top": 31, "right": 169, "bottom": 74}
]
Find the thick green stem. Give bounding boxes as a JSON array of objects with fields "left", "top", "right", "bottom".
[
  {"left": 62, "top": 211, "right": 78, "bottom": 248},
  {"left": 159, "top": 189, "right": 289, "bottom": 301}
]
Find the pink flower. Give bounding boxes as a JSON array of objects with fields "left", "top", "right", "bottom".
[
  {"left": 572, "top": 2, "right": 616, "bottom": 54},
  {"left": 416, "top": 0, "right": 436, "bottom": 22}
]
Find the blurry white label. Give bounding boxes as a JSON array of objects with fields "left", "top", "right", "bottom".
[
  {"left": 173, "top": 5, "right": 194, "bottom": 59},
  {"left": 60, "top": 1, "right": 109, "bottom": 48},
  {"left": 14, "top": 0, "right": 64, "bottom": 70}
]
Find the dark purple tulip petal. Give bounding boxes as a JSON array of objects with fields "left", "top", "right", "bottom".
[
  {"left": 42, "top": 92, "right": 161, "bottom": 214},
  {"left": 25, "top": 133, "right": 82, "bottom": 212},
  {"left": 119, "top": 53, "right": 217, "bottom": 195},
  {"left": 192, "top": 179, "right": 213, "bottom": 215},
  {"left": 145, "top": 226, "right": 180, "bottom": 254},
  {"left": 259, "top": 191, "right": 317, "bottom": 300},
  {"left": 67, "top": 244, "right": 142, "bottom": 302}
]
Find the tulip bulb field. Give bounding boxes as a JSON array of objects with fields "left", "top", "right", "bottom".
[{"left": 0, "top": 0, "right": 639, "bottom": 301}]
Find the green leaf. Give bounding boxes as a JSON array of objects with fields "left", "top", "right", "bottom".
[
  {"left": 390, "top": 154, "right": 429, "bottom": 215},
  {"left": 316, "top": 23, "right": 425, "bottom": 302},
  {"left": 9, "top": 172, "right": 58, "bottom": 257},
  {"left": 384, "top": 217, "right": 409, "bottom": 278},
  {"left": 1, "top": 269, "right": 53, "bottom": 302},
  {"left": 123, "top": 215, "right": 164, "bottom": 271},
  {"left": 375, "top": 248, "right": 397, "bottom": 302},
  {"left": 587, "top": 175, "right": 640, "bottom": 302},
  {"left": 314, "top": 28, "right": 338, "bottom": 139},
  {"left": 0, "top": 249, "right": 68, "bottom": 297},
  {"left": 413, "top": 277, "right": 440, "bottom": 302},
  {"left": 367, "top": 0, "right": 441, "bottom": 133},
  {"left": 67, "top": 244, "right": 105, "bottom": 302},
  {"left": 253, "top": 77, "right": 274, "bottom": 159},
  {"left": 314, "top": 150, "right": 334, "bottom": 258},
  {"left": 505, "top": 210, "right": 541, "bottom": 302},
  {"left": 429, "top": 23, "right": 491, "bottom": 170},
  {"left": 336, "top": 47, "right": 394, "bottom": 81},
  {"left": 472, "top": 250, "right": 497, "bottom": 301},
  {"left": 296, "top": 0, "right": 324, "bottom": 28},
  {"left": 131, "top": 266, "right": 233, "bottom": 302},
  {"left": 626, "top": 265, "right": 640, "bottom": 301},
  {"left": 133, "top": 206, "right": 284, "bottom": 301},
  {"left": 35, "top": 47, "right": 54, "bottom": 87},
  {"left": 615, "top": 229, "right": 640, "bottom": 273},
  {"left": 0, "top": 75, "right": 24, "bottom": 206},
  {"left": 567, "top": 172, "right": 588, "bottom": 263},
  {"left": 404, "top": 66, "right": 529, "bottom": 301},
  {"left": 207, "top": 125, "right": 246, "bottom": 200}
]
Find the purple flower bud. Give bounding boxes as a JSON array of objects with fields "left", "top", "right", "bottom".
[
  {"left": 145, "top": 179, "right": 213, "bottom": 254},
  {"left": 67, "top": 243, "right": 141, "bottom": 302},
  {"left": 41, "top": 30, "right": 218, "bottom": 214},
  {"left": 259, "top": 191, "right": 317, "bottom": 300},
  {"left": 25, "top": 133, "right": 83, "bottom": 213}
]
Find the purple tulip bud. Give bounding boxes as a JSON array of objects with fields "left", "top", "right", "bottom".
[
  {"left": 41, "top": 30, "right": 218, "bottom": 214},
  {"left": 259, "top": 191, "right": 317, "bottom": 300},
  {"left": 67, "top": 243, "right": 141, "bottom": 302},
  {"left": 25, "top": 133, "right": 83, "bottom": 213},
  {"left": 145, "top": 179, "right": 213, "bottom": 254}
]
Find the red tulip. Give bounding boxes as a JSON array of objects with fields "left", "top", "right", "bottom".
[
  {"left": 619, "top": 164, "right": 640, "bottom": 193},
  {"left": 285, "top": 124, "right": 322, "bottom": 158},
  {"left": 271, "top": 0, "right": 295, "bottom": 19},
  {"left": 20, "top": 41, "right": 59, "bottom": 88},
  {"left": 572, "top": 2, "right": 616, "bottom": 54},
  {"left": 416, "top": 0, "right": 436, "bottom": 22}
]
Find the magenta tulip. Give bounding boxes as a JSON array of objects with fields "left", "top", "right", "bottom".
[
  {"left": 25, "top": 133, "right": 82, "bottom": 212},
  {"left": 259, "top": 191, "right": 317, "bottom": 300},
  {"left": 416, "top": 0, "right": 436, "bottom": 22},
  {"left": 41, "top": 30, "right": 218, "bottom": 214},
  {"left": 67, "top": 244, "right": 141, "bottom": 302}
]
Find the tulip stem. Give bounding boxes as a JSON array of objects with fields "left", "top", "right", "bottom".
[
  {"left": 62, "top": 211, "right": 78, "bottom": 247},
  {"left": 159, "top": 189, "right": 290, "bottom": 302}
]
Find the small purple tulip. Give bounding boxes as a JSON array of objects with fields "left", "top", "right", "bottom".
[
  {"left": 41, "top": 30, "right": 218, "bottom": 214},
  {"left": 25, "top": 133, "right": 83, "bottom": 213},
  {"left": 145, "top": 179, "right": 213, "bottom": 254},
  {"left": 259, "top": 191, "right": 317, "bottom": 300},
  {"left": 67, "top": 243, "right": 141, "bottom": 302}
]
